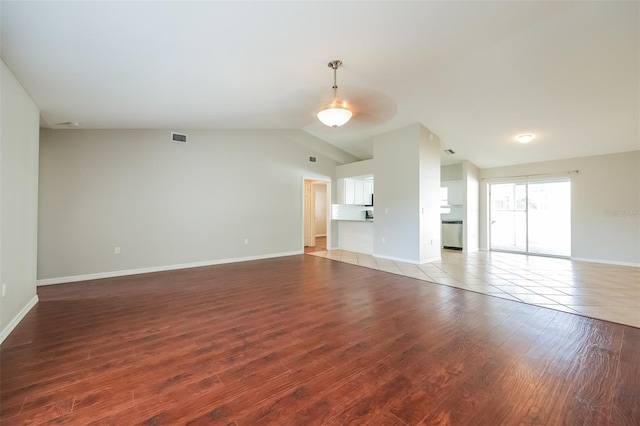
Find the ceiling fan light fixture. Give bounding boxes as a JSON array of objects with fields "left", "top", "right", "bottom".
[
  {"left": 317, "top": 100, "right": 353, "bottom": 128},
  {"left": 317, "top": 60, "right": 352, "bottom": 127}
]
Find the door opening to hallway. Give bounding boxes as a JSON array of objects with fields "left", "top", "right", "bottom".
[{"left": 304, "top": 179, "right": 330, "bottom": 253}]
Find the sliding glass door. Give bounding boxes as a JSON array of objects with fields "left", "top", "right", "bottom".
[
  {"left": 490, "top": 179, "right": 570, "bottom": 257},
  {"left": 489, "top": 182, "right": 527, "bottom": 253},
  {"left": 527, "top": 180, "right": 571, "bottom": 256}
]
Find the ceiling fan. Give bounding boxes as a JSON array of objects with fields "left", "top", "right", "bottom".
[
  {"left": 314, "top": 60, "right": 397, "bottom": 130},
  {"left": 317, "top": 60, "right": 352, "bottom": 127},
  {"left": 279, "top": 60, "right": 397, "bottom": 130}
]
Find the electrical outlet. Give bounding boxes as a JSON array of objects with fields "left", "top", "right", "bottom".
[
  {"left": 382, "top": 237, "right": 386, "bottom": 244},
  {"left": 1, "top": 283, "right": 6, "bottom": 297},
  {"left": 244, "top": 238, "right": 249, "bottom": 245},
  {"left": 114, "top": 246, "right": 121, "bottom": 255}
]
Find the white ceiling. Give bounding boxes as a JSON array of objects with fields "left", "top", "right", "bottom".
[{"left": 1, "top": 1, "right": 638, "bottom": 168}]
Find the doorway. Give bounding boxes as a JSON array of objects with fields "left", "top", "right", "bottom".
[
  {"left": 489, "top": 179, "right": 570, "bottom": 257},
  {"left": 303, "top": 179, "right": 330, "bottom": 253}
]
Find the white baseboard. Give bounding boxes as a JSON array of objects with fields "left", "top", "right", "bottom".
[
  {"left": 37, "top": 250, "right": 303, "bottom": 286},
  {"left": 373, "top": 253, "right": 412, "bottom": 263},
  {"left": 0, "top": 295, "right": 39, "bottom": 345},
  {"left": 373, "top": 253, "right": 422, "bottom": 265},
  {"left": 571, "top": 257, "right": 640, "bottom": 268},
  {"left": 419, "top": 256, "right": 442, "bottom": 264},
  {"left": 373, "top": 254, "right": 441, "bottom": 265}
]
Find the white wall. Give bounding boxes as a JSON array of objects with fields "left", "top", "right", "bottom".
[
  {"left": 480, "top": 151, "right": 640, "bottom": 265},
  {"left": 441, "top": 163, "right": 463, "bottom": 181},
  {"left": 418, "top": 125, "right": 441, "bottom": 262},
  {"left": 463, "top": 160, "right": 479, "bottom": 252},
  {"left": 373, "top": 125, "right": 421, "bottom": 262},
  {"left": 335, "top": 159, "right": 375, "bottom": 178},
  {"left": 338, "top": 221, "right": 374, "bottom": 254},
  {"left": 1, "top": 60, "right": 40, "bottom": 342},
  {"left": 373, "top": 123, "right": 440, "bottom": 263},
  {"left": 38, "top": 129, "right": 350, "bottom": 282}
]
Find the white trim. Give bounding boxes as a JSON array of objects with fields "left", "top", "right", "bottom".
[
  {"left": 482, "top": 173, "right": 575, "bottom": 184},
  {"left": 419, "top": 256, "right": 442, "bottom": 264},
  {"left": 37, "top": 251, "right": 303, "bottom": 286},
  {"left": 373, "top": 253, "right": 416, "bottom": 264},
  {"left": 1, "top": 295, "right": 39, "bottom": 345},
  {"left": 571, "top": 257, "right": 640, "bottom": 268}
]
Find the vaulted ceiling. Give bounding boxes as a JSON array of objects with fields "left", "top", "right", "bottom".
[{"left": 1, "top": 1, "right": 638, "bottom": 168}]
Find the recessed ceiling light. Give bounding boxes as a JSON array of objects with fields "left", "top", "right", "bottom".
[{"left": 517, "top": 134, "right": 534, "bottom": 144}]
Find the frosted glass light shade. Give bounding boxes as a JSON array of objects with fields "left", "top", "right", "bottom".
[
  {"left": 517, "top": 134, "right": 534, "bottom": 143},
  {"left": 317, "top": 101, "right": 352, "bottom": 127}
]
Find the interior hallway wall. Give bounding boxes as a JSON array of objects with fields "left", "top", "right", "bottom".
[
  {"left": 1, "top": 60, "right": 40, "bottom": 342},
  {"left": 314, "top": 183, "right": 327, "bottom": 236}
]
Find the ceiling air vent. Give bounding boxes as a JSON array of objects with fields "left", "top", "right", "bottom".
[
  {"left": 55, "top": 122, "right": 80, "bottom": 128},
  {"left": 171, "top": 132, "right": 187, "bottom": 143},
  {"left": 444, "top": 149, "right": 455, "bottom": 155}
]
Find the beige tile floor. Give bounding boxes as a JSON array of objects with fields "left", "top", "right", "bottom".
[{"left": 308, "top": 249, "right": 640, "bottom": 328}]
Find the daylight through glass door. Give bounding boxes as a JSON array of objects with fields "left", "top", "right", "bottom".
[{"left": 489, "top": 179, "right": 570, "bottom": 257}]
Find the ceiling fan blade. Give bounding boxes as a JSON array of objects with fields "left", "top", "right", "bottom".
[{"left": 345, "top": 88, "right": 398, "bottom": 126}]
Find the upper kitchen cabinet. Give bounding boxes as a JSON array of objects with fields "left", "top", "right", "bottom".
[
  {"left": 342, "top": 177, "right": 374, "bottom": 205},
  {"left": 363, "top": 179, "right": 374, "bottom": 205},
  {"left": 442, "top": 180, "right": 463, "bottom": 205}
]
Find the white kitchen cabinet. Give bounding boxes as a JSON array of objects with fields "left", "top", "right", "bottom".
[
  {"left": 343, "top": 178, "right": 374, "bottom": 205},
  {"left": 363, "top": 180, "right": 374, "bottom": 205},
  {"left": 354, "top": 179, "right": 364, "bottom": 204},
  {"left": 442, "top": 180, "right": 463, "bottom": 205},
  {"left": 344, "top": 179, "right": 356, "bottom": 204}
]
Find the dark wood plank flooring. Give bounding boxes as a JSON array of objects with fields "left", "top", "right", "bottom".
[
  {"left": 1, "top": 255, "right": 638, "bottom": 425},
  {"left": 304, "top": 236, "right": 327, "bottom": 253}
]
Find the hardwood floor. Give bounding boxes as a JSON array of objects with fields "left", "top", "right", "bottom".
[
  {"left": 1, "top": 255, "right": 639, "bottom": 425},
  {"left": 304, "top": 236, "right": 327, "bottom": 253}
]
